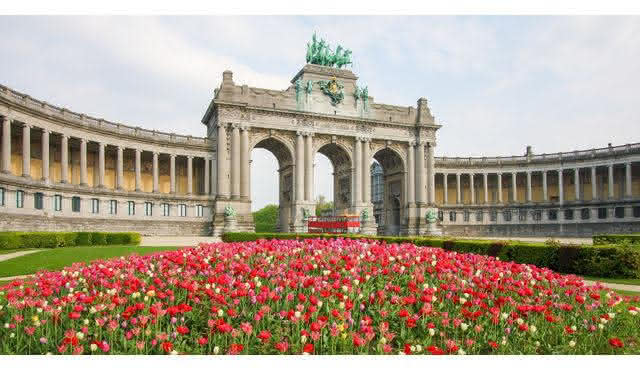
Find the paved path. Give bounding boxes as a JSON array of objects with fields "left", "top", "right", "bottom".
[
  {"left": 584, "top": 280, "right": 640, "bottom": 293},
  {"left": 140, "top": 236, "right": 221, "bottom": 247},
  {"left": 0, "top": 250, "right": 42, "bottom": 263},
  {"left": 453, "top": 236, "right": 592, "bottom": 245}
]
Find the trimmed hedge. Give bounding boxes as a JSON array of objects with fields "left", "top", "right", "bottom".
[
  {"left": 221, "top": 232, "right": 640, "bottom": 278},
  {"left": 0, "top": 231, "right": 142, "bottom": 250},
  {"left": 593, "top": 234, "right": 640, "bottom": 245}
]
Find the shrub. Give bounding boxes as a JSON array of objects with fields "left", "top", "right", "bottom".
[
  {"left": 90, "top": 232, "right": 108, "bottom": 245},
  {"left": 0, "top": 231, "right": 141, "bottom": 249},
  {"left": 76, "top": 232, "right": 92, "bottom": 246},
  {"left": 0, "top": 232, "right": 22, "bottom": 250},
  {"left": 593, "top": 234, "right": 640, "bottom": 246}
]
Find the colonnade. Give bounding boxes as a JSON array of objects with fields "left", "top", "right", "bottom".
[
  {"left": 1, "top": 116, "right": 212, "bottom": 196},
  {"left": 438, "top": 165, "right": 635, "bottom": 206}
]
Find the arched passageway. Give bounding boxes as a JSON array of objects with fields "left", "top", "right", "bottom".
[{"left": 373, "top": 147, "right": 405, "bottom": 235}]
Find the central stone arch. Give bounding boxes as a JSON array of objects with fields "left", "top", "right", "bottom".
[
  {"left": 315, "top": 139, "right": 353, "bottom": 216},
  {"left": 250, "top": 134, "right": 295, "bottom": 232},
  {"left": 372, "top": 146, "right": 406, "bottom": 235}
]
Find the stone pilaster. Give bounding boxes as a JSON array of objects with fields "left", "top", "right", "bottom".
[
  {"left": 406, "top": 142, "right": 415, "bottom": 205},
  {"left": 216, "top": 123, "right": 229, "bottom": 199},
  {"left": 353, "top": 137, "right": 362, "bottom": 206},
  {"left": 22, "top": 123, "right": 31, "bottom": 178},
  {"left": 427, "top": 142, "right": 435, "bottom": 204},
  {"left": 152, "top": 151, "right": 159, "bottom": 193},
  {"left": 231, "top": 124, "right": 240, "bottom": 199},
  {"left": 295, "top": 132, "right": 304, "bottom": 202},
  {"left": 204, "top": 157, "right": 210, "bottom": 195},
  {"left": 60, "top": 135, "right": 68, "bottom": 183},
  {"left": 169, "top": 154, "right": 176, "bottom": 194},
  {"left": 304, "top": 133, "right": 313, "bottom": 202},
  {"left": 41, "top": 129, "right": 49, "bottom": 183},
  {"left": 416, "top": 142, "right": 426, "bottom": 204},
  {"left": 80, "top": 138, "right": 88, "bottom": 186},
  {"left": 134, "top": 149, "right": 142, "bottom": 191},
  {"left": 1, "top": 116, "right": 10, "bottom": 174},
  {"left": 362, "top": 138, "right": 371, "bottom": 204},
  {"left": 240, "top": 127, "right": 250, "bottom": 199}
]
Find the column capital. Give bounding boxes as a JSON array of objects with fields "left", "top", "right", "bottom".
[
  {"left": 187, "top": 154, "right": 193, "bottom": 159},
  {"left": 170, "top": 153, "right": 176, "bottom": 159},
  {"left": 427, "top": 141, "right": 437, "bottom": 148},
  {"left": 407, "top": 140, "right": 416, "bottom": 147},
  {"left": 240, "top": 125, "right": 251, "bottom": 131},
  {"left": 135, "top": 148, "right": 142, "bottom": 154},
  {"left": 117, "top": 145, "right": 124, "bottom": 151},
  {"left": 80, "top": 137, "right": 88, "bottom": 144},
  {"left": 23, "top": 123, "right": 32, "bottom": 129},
  {"left": 42, "top": 128, "right": 50, "bottom": 134},
  {"left": 216, "top": 122, "right": 227, "bottom": 128}
]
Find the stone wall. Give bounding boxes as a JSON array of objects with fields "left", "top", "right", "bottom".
[{"left": 0, "top": 213, "right": 212, "bottom": 236}]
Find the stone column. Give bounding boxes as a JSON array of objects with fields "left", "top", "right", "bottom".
[
  {"left": 542, "top": 171, "right": 548, "bottom": 201},
  {"left": 608, "top": 164, "right": 614, "bottom": 199},
  {"left": 362, "top": 139, "right": 371, "bottom": 204},
  {"left": 591, "top": 166, "right": 597, "bottom": 200},
  {"left": 443, "top": 173, "right": 448, "bottom": 204},
  {"left": 60, "top": 135, "right": 68, "bottom": 183},
  {"left": 456, "top": 173, "right": 461, "bottom": 204},
  {"left": 41, "top": 129, "right": 49, "bottom": 183},
  {"left": 574, "top": 168, "right": 580, "bottom": 201},
  {"left": 1, "top": 117, "right": 10, "bottom": 174},
  {"left": 169, "top": 154, "right": 176, "bottom": 193},
  {"left": 406, "top": 142, "right": 415, "bottom": 205},
  {"left": 483, "top": 172, "right": 488, "bottom": 204},
  {"left": 152, "top": 151, "right": 159, "bottom": 193},
  {"left": 231, "top": 125, "right": 240, "bottom": 199},
  {"left": 295, "top": 132, "right": 304, "bottom": 202},
  {"left": 80, "top": 138, "right": 88, "bottom": 186},
  {"left": 204, "top": 157, "right": 210, "bottom": 195},
  {"left": 135, "top": 149, "right": 142, "bottom": 191},
  {"left": 416, "top": 143, "right": 426, "bottom": 203},
  {"left": 240, "top": 127, "right": 250, "bottom": 199},
  {"left": 187, "top": 155, "right": 193, "bottom": 195},
  {"left": 526, "top": 171, "right": 532, "bottom": 203},
  {"left": 469, "top": 173, "right": 475, "bottom": 204},
  {"left": 354, "top": 138, "right": 362, "bottom": 205},
  {"left": 210, "top": 154, "right": 217, "bottom": 196},
  {"left": 22, "top": 124, "right": 31, "bottom": 178},
  {"left": 304, "top": 133, "right": 313, "bottom": 202},
  {"left": 497, "top": 173, "right": 503, "bottom": 203},
  {"left": 427, "top": 143, "right": 436, "bottom": 204},
  {"left": 625, "top": 162, "right": 632, "bottom": 198},
  {"left": 216, "top": 123, "right": 228, "bottom": 198},
  {"left": 511, "top": 172, "right": 517, "bottom": 203},
  {"left": 116, "top": 146, "right": 124, "bottom": 190},
  {"left": 98, "top": 142, "right": 105, "bottom": 187},
  {"left": 558, "top": 169, "right": 564, "bottom": 205}
]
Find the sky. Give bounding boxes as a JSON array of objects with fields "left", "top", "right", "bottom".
[{"left": 1, "top": 16, "right": 639, "bottom": 210}]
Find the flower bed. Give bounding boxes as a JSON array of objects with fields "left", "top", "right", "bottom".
[{"left": 0, "top": 238, "right": 639, "bottom": 355}]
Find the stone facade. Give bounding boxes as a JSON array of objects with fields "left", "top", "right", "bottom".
[{"left": 1, "top": 62, "right": 639, "bottom": 238}]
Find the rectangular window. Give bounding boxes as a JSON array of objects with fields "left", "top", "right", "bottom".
[
  {"left": 581, "top": 208, "right": 590, "bottom": 220},
  {"left": 548, "top": 209, "right": 558, "bottom": 221},
  {"left": 34, "top": 192, "right": 44, "bottom": 210},
  {"left": 437, "top": 210, "right": 444, "bottom": 222},
  {"left": 16, "top": 190, "right": 24, "bottom": 208},
  {"left": 598, "top": 207, "right": 607, "bottom": 219},
  {"left": 518, "top": 209, "right": 527, "bottom": 221},
  {"left": 475, "top": 210, "right": 483, "bottom": 222},
  {"left": 614, "top": 207, "right": 625, "bottom": 219},
  {"left": 162, "top": 203, "right": 170, "bottom": 217},
  {"left": 564, "top": 209, "right": 574, "bottom": 220},
  {"left": 72, "top": 196, "right": 81, "bottom": 212},
  {"left": 490, "top": 210, "right": 497, "bottom": 222},
  {"left": 145, "top": 202, "right": 153, "bottom": 216},
  {"left": 533, "top": 210, "right": 542, "bottom": 221},
  {"left": 109, "top": 200, "right": 118, "bottom": 215},
  {"left": 197, "top": 205, "right": 204, "bottom": 217},
  {"left": 503, "top": 210, "right": 512, "bottom": 222},
  {"left": 128, "top": 201, "right": 135, "bottom": 216},
  {"left": 449, "top": 211, "right": 457, "bottom": 222},
  {"left": 634, "top": 206, "right": 640, "bottom": 218},
  {"left": 54, "top": 194, "right": 62, "bottom": 211},
  {"left": 463, "top": 210, "right": 470, "bottom": 222},
  {"left": 0, "top": 187, "right": 5, "bottom": 206},
  {"left": 91, "top": 198, "right": 100, "bottom": 214},
  {"left": 179, "top": 204, "right": 187, "bottom": 217}
]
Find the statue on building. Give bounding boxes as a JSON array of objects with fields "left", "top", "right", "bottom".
[{"left": 306, "top": 32, "right": 353, "bottom": 69}]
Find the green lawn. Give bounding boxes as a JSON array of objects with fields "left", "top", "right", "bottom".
[
  {"left": 612, "top": 289, "right": 640, "bottom": 297},
  {"left": 583, "top": 276, "right": 640, "bottom": 286},
  {"left": 0, "top": 245, "right": 183, "bottom": 278}
]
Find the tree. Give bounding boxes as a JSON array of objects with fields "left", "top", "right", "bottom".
[
  {"left": 315, "top": 195, "right": 334, "bottom": 216},
  {"left": 253, "top": 204, "right": 279, "bottom": 233}
]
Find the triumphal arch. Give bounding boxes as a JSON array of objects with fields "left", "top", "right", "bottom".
[{"left": 202, "top": 35, "right": 441, "bottom": 236}]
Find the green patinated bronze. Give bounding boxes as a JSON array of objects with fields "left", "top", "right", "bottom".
[
  {"left": 302, "top": 208, "right": 311, "bottom": 220},
  {"left": 317, "top": 77, "right": 345, "bottom": 106},
  {"left": 360, "top": 209, "right": 369, "bottom": 222},
  {"left": 425, "top": 210, "right": 437, "bottom": 224},
  {"left": 306, "top": 32, "right": 353, "bottom": 68},
  {"left": 224, "top": 206, "right": 237, "bottom": 218}
]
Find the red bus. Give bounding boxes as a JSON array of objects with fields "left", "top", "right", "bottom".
[{"left": 307, "top": 215, "right": 361, "bottom": 234}]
